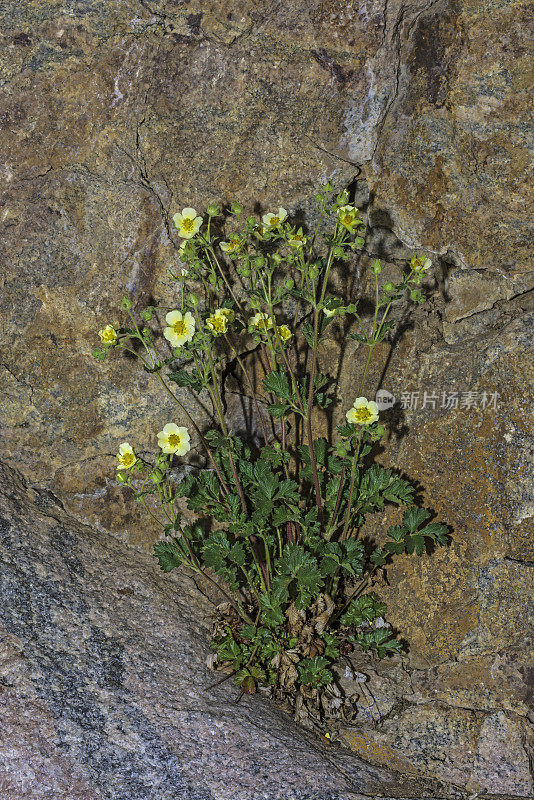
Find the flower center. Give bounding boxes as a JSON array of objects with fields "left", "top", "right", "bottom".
[
  {"left": 173, "top": 320, "right": 187, "bottom": 335},
  {"left": 212, "top": 317, "right": 225, "bottom": 332},
  {"left": 270, "top": 216, "right": 279, "bottom": 225},
  {"left": 122, "top": 452, "right": 135, "bottom": 467},
  {"left": 354, "top": 407, "right": 372, "bottom": 423},
  {"left": 182, "top": 218, "right": 195, "bottom": 232},
  {"left": 168, "top": 433, "right": 182, "bottom": 447},
  {"left": 342, "top": 213, "right": 354, "bottom": 226}
]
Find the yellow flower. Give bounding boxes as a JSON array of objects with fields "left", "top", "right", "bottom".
[
  {"left": 337, "top": 204, "right": 359, "bottom": 232},
  {"left": 219, "top": 307, "right": 235, "bottom": 323},
  {"left": 172, "top": 207, "right": 203, "bottom": 239},
  {"left": 157, "top": 423, "right": 191, "bottom": 456},
  {"left": 206, "top": 310, "right": 228, "bottom": 335},
  {"left": 288, "top": 228, "right": 306, "bottom": 249},
  {"left": 276, "top": 324, "right": 292, "bottom": 343},
  {"left": 262, "top": 207, "right": 288, "bottom": 227},
  {"left": 249, "top": 312, "right": 273, "bottom": 331},
  {"left": 163, "top": 310, "right": 196, "bottom": 347},
  {"left": 116, "top": 442, "right": 136, "bottom": 470},
  {"left": 220, "top": 236, "right": 241, "bottom": 254},
  {"left": 410, "top": 255, "right": 432, "bottom": 273},
  {"left": 346, "top": 397, "right": 379, "bottom": 426},
  {"left": 98, "top": 324, "right": 118, "bottom": 347}
]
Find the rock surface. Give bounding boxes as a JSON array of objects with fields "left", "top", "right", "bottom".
[
  {"left": 0, "top": 460, "right": 465, "bottom": 800},
  {"left": 1, "top": 0, "right": 532, "bottom": 796}
]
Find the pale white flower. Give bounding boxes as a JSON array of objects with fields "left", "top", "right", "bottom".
[
  {"left": 116, "top": 442, "right": 136, "bottom": 469},
  {"left": 157, "top": 423, "right": 191, "bottom": 456},
  {"left": 163, "top": 310, "right": 196, "bottom": 348},
  {"left": 346, "top": 397, "right": 379, "bottom": 426},
  {"left": 173, "top": 207, "right": 203, "bottom": 239},
  {"left": 249, "top": 312, "right": 273, "bottom": 331},
  {"left": 262, "top": 207, "right": 288, "bottom": 227}
]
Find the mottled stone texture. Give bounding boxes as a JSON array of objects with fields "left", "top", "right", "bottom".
[{"left": 1, "top": 0, "right": 532, "bottom": 795}]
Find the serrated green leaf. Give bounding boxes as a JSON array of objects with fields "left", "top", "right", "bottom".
[
  {"left": 154, "top": 540, "right": 183, "bottom": 572},
  {"left": 403, "top": 506, "right": 431, "bottom": 532}
]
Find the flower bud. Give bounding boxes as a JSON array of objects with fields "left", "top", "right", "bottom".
[
  {"left": 410, "top": 289, "right": 422, "bottom": 303},
  {"left": 231, "top": 201, "right": 243, "bottom": 214},
  {"left": 188, "top": 292, "right": 199, "bottom": 306},
  {"left": 116, "top": 471, "right": 127, "bottom": 483},
  {"left": 151, "top": 468, "right": 164, "bottom": 484},
  {"left": 371, "top": 259, "right": 382, "bottom": 274},
  {"left": 206, "top": 204, "right": 220, "bottom": 216},
  {"left": 284, "top": 278, "right": 294, "bottom": 290},
  {"left": 141, "top": 307, "right": 154, "bottom": 321},
  {"left": 383, "top": 282, "right": 395, "bottom": 293},
  {"left": 121, "top": 296, "right": 132, "bottom": 310}
]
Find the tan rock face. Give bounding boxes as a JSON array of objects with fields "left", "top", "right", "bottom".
[{"left": 1, "top": 0, "right": 532, "bottom": 794}]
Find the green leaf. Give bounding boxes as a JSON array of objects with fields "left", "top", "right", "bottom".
[
  {"left": 341, "top": 593, "right": 387, "bottom": 627},
  {"left": 403, "top": 506, "right": 431, "bottom": 532},
  {"left": 302, "top": 322, "right": 315, "bottom": 347},
  {"left": 406, "top": 534, "right": 426, "bottom": 556},
  {"left": 259, "top": 592, "right": 285, "bottom": 628},
  {"left": 154, "top": 540, "right": 183, "bottom": 572},
  {"left": 420, "top": 522, "right": 449, "bottom": 546},
  {"left": 268, "top": 401, "right": 291, "bottom": 418},
  {"left": 168, "top": 368, "right": 203, "bottom": 392},
  {"left": 298, "top": 656, "right": 333, "bottom": 687},
  {"left": 263, "top": 369, "right": 291, "bottom": 401}
]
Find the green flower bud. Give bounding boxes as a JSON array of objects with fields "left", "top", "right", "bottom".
[
  {"left": 121, "top": 296, "right": 132, "bottom": 310},
  {"left": 314, "top": 193, "right": 322, "bottom": 203},
  {"left": 140, "top": 307, "right": 154, "bottom": 321},
  {"left": 383, "top": 282, "right": 396, "bottom": 293},
  {"left": 324, "top": 179, "right": 333, "bottom": 192},
  {"left": 284, "top": 278, "right": 294, "bottom": 290},
  {"left": 410, "top": 289, "right": 422, "bottom": 303},
  {"left": 231, "top": 201, "right": 243, "bottom": 215},
  {"left": 371, "top": 259, "right": 382, "bottom": 274},
  {"left": 188, "top": 292, "right": 200, "bottom": 306},
  {"left": 116, "top": 471, "right": 127, "bottom": 484},
  {"left": 206, "top": 204, "right": 220, "bottom": 216},
  {"left": 151, "top": 468, "right": 164, "bottom": 484}
]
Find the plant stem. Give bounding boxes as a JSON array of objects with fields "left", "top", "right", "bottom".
[{"left": 341, "top": 429, "right": 364, "bottom": 540}]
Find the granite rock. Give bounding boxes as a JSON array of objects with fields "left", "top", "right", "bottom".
[{"left": 1, "top": 0, "right": 532, "bottom": 796}]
